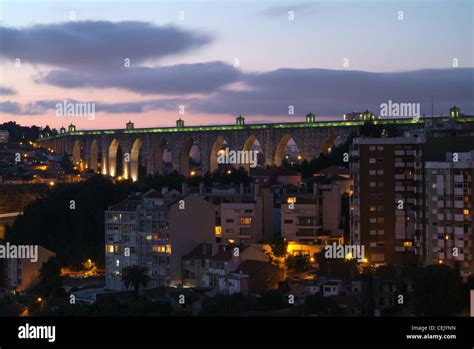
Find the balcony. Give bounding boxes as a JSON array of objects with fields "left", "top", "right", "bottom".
[{"left": 296, "top": 229, "right": 320, "bottom": 237}]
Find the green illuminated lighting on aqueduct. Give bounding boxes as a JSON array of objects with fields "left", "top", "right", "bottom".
[{"left": 38, "top": 116, "right": 474, "bottom": 141}]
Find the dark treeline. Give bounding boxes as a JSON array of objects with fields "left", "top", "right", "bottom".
[{"left": 0, "top": 121, "right": 41, "bottom": 143}]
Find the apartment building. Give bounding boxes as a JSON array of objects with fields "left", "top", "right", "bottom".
[
  {"left": 105, "top": 189, "right": 215, "bottom": 290},
  {"left": 196, "top": 183, "right": 273, "bottom": 244},
  {"left": 279, "top": 182, "right": 344, "bottom": 245},
  {"left": 350, "top": 136, "right": 426, "bottom": 265},
  {"left": 425, "top": 151, "right": 474, "bottom": 277}
]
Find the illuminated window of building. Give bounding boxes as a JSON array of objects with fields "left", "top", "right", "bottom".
[
  {"left": 403, "top": 241, "right": 412, "bottom": 247},
  {"left": 116, "top": 259, "right": 120, "bottom": 267},
  {"left": 463, "top": 209, "right": 470, "bottom": 216},
  {"left": 287, "top": 197, "right": 296, "bottom": 204},
  {"left": 215, "top": 226, "right": 222, "bottom": 237},
  {"left": 146, "top": 235, "right": 152, "bottom": 241},
  {"left": 240, "top": 217, "right": 252, "bottom": 225},
  {"left": 152, "top": 244, "right": 171, "bottom": 254},
  {"left": 106, "top": 245, "right": 114, "bottom": 253}
]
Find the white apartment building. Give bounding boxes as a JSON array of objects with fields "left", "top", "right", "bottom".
[
  {"left": 425, "top": 151, "right": 474, "bottom": 277},
  {"left": 105, "top": 189, "right": 215, "bottom": 290},
  {"left": 105, "top": 189, "right": 179, "bottom": 290}
]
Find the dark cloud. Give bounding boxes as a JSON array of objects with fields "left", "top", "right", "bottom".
[
  {"left": 0, "top": 98, "right": 195, "bottom": 115},
  {"left": 0, "top": 86, "right": 16, "bottom": 95},
  {"left": 3, "top": 68, "right": 472, "bottom": 119},
  {"left": 0, "top": 21, "right": 210, "bottom": 70},
  {"left": 38, "top": 61, "right": 241, "bottom": 94},
  {"left": 186, "top": 68, "right": 474, "bottom": 117},
  {"left": 0, "top": 101, "right": 46, "bottom": 115}
]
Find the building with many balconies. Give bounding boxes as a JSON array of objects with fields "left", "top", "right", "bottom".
[{"left": 425, "top": 151, "right": 474, "bottom": 277}]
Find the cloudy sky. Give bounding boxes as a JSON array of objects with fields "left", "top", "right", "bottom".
[{"left": 0, "top": 0, "right": 472, "bottom": 130}]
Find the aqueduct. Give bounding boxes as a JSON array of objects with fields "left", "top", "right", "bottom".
[{"left": 37, "top": 113, "right": 459, "bottom": 181}]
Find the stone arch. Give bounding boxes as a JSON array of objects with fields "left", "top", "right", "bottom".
[
  {"left": 130, "top": 138, "right": 142, "bottom": 182},
  {"left": 274, "top": 134, "right": 300, "bottom": 166},
  {"left": 72, "top": 139, "right": 82, "bottom": 164},
  {"left": 321, "top": 133, "right": 339, "bottom": 155},
  {"left": 189, "top": 142, "right": 201, "bottom": 175},
  {"left": 154, "top": 139, "right": 168, "bottom": 175},
  {"left": 242, "top": 135, "right": 265, "bottom": 170},
  {"left": 89, "top": 139, "right": 99, "bottom": 172},
  {"left": 210, "top": 136, "right": 228, "bottom": 173},
  {"left": 180, "top": 138, "right": 195, "bottom": 175},
  {"left": 108, "top": 139, "right": 120, "bottom": 177}
]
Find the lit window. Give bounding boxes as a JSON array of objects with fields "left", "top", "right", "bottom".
[
  {"left": 240, "top": 217, "right": 252, "bottom": 225},
  {"left": 287, "top": 197, "right": 296, "bottom": 204},
  {"left": 403, "top": 241, "right": 412, "bottom": 247},
  {"left": 463, "top": 209, "right": 470, "bottom": 216},
  {"left": 215, "top": 226, "right": 222, "bottom": 237},
  {"left": 115, "top": 259, "right": 120, "bottom": 267},
  {"left": 152, "top": 244, "right": 171, "bottom": 254},
  {"left": 106, "top": 245, "right": 114, "bottom": 253}
]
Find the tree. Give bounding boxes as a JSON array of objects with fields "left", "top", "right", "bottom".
[
  {"left": 38, "top": 257, "right": 63, "bottom": 298},
  {"left": 285, "top": 254, "right": 309, "bottom": 273},
  {"left": 60, "top": 153, "right": 75, "bottom": 174},
  {"left": 121, "top": 265, "right": 151, "bottom": 299},
  {"left": 271, "top": 237, "right": 288, "bottom": 258},
  {"left": 255, "top": 289, "right": 288, "bottom": 312},
  {"left": 413, "top": 264, "right": 464, "bottom": 316},
  {"left": 5, "top": 175, "right": 135, "bottom": 268}
]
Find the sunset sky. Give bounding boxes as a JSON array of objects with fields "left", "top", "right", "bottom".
[{"left": 0, "top": 0, "right": 472, "bottom": 130}]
